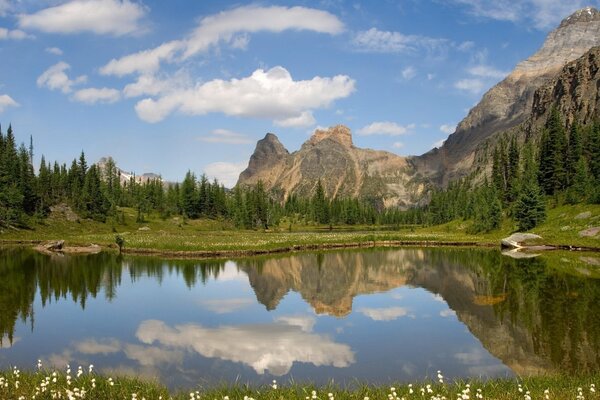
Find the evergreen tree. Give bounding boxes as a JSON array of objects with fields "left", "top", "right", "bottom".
[
  {"left": 80, "top": 165, "right": 109, "bottom": 221},
  {"left": 515, "top": 144, "right": 546, "bottom": 231}
]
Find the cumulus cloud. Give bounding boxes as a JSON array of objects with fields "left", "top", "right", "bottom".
[
  {"left": 453, "top": 0, "right": 594, "bottom": 30},
  {"left": 467, "top": 65, "right": 508, "bottom": 79},
  {"left": 440, "top": 309, "right": 457, "bottom": 318},
  {"left": 353, "top": 27, "right": 447, "bottom": 54},
  {"left": 0, "top": 94, "right": 19, "bottom": 113},
  {"left": 358, "top": 121, "right": 414, "bottom": 136},
  {"left": 203, "top": 161, "right": 247, "bottom": 188},
  {"left": 274, "top": 315, "right": 316, "bottom": 332},
  {"left": 392, "top": 141, "right": 404, "bottom": 149},
  {"left": 454, "top": 78, "right": 485, "bottom": 94},
  {"left": 101, "top": 41, "right": 182, "bottom": 77},
  {"left": 37, "top": 62, "right": 87, "bottom": 93},
  {"left": 401, "top": 66, "right": 417, "bottom": 80},
  {"left": 72, "top": 87, "right": 121, "bottom": 104},
  {"left": 200, "top": 297, "right": 254, "bottom": 313},
  {"left": 18, "top": 0, "right": 148, "bottom": 36},
  {"left": 101, "top": 5, "right": 344, "bottom": 76},
  {"left": 136, "top": 319, "right": 355, "bottom": 376},
  {"left": 0, "top": 27, "right": 33, "bottom": 40},
  {"left": 439, "top": 124, "right": 456, "bottom": 135},
  {"left": 45, "top": 47, "right": 63, "bottom": 55},
  {"left": 74, "top": 338, "right": 122, "bottom": 355},
  {"left": 274, "top": 111, "right": 316, "bottom": 128},
  {"left": 134, "top": 66, "right": 355, "bottom": 124},
  {"left": 358, "top": 306, "right": 412, "bottom": 321},
  {"left": 432, "top": 138, "right": 446, "bottom": 148},
  {"left": 199, "top": 129, "right": 253, "bottom": 145}
]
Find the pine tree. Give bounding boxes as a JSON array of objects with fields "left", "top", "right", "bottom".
[
  {"left": 566, "top": 156, "right": 591, "bottom": 204},
  {"left": 566, "top": 123, "right": 583, "bottom": 186},
  {"left": 80, "top": 165, "right": 109, "bottom": 221},
  {"left": 515, "top": 143, "right": 546, "bottom": 231}
]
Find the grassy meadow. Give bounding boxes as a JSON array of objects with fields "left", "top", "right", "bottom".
[
  {"left": 1, "top": 365, "right": 599, "bottom": 400},
  {"left": 0, "top": 203, "right": 598, "bottom": 254}
]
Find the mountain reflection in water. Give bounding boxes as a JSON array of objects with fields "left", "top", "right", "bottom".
[{"left": 0, "top": 247, "right": 598, "bottom": 387}]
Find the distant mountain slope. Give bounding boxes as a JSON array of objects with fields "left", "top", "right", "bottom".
[
  {"left": 97, "top": 157, "right": 161, "bottom": 185},
  {"left": 237, "top": 125, "right": 422, "bottom": 208},
  {"left": 416, "top": 7, "right": 600, "bottom": 185}
]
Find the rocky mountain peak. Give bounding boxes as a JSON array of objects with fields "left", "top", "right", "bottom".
[
  {"left": 237, "top": 133, "right": 289, "bottom": 184},
  {"left": 307, "top": 125, "right": 353, "bottom": 148},
  {"left": 558, "top": 6, "right": 600, "bottom": 29}
]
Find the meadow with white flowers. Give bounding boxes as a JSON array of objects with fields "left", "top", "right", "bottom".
[{"left": 0, "top": 363, "right": 598, "bottom": 400}]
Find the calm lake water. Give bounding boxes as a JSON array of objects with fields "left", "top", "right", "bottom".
[{"left": 0, "top": 247, "right": 599, "bottom": 388}]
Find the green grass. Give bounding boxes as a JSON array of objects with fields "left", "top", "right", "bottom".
[
  {"left": 0, "top": 204, "right": 598, "bottom": 254},
  {"left": 1, "top": 366, "right": 598, "bottom": 400}
]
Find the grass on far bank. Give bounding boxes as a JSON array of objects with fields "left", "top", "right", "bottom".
[
  {"left": 1, "top": 364, "right": 599, "bottom": 400},
  {"left": 0, "top": 203, "right": 598, "bottom": 253}
]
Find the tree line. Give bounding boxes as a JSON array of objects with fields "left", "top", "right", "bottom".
[
  {"left": 399, "top": 108, "right": 600, "bottom": 232},
  {"left": 1, "top": 109, "right": 598, "bottom": 232}
]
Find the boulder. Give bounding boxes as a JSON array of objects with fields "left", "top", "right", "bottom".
[
  {"left": 578, "top": 227, "right": 600, "bottom": 237},
  {"left": 45, "top": 240, "right": 65, "bottom": 251},
  {"left": 575, "top": 211, "right": 592, "bottom": 219},
  {"left": 501, "top": 233, "right": 542, "bottom": 249}
]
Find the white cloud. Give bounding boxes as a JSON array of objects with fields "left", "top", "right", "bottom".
[
  {"left": 74, "top": 338, "right": 122, "bottom": 355},
  {"left": 440, "top": 309, "right": 457, "bottom": 318},
  {"left": 72, "top": 87, "right": 121, "bottom": 104},
  {"left": 122, "top": 70, "right": 190, "bottom": 98},
  {"left": 427, "top": 73, "right": 436, "bottom": 80},
  {"left": 0, "top": 94, "right": 19, "bottom": 113},
  {"left": 274, "top": 111, "right": 316, "bottom": 128},
  {"left": 453, "top": 0, "right": 593, "bottom": 30},
  {"left": 358, "top": 121, "right": 414, "bottom": 136},
  {"left": 199, "top": 297, "right": 254, "bottom": 314},
  {"left": 432, "top": 138, "right": 446, "bottom": 148},
  {"left": 454, "top": 78, "right": 485, "bottom": 94},
  {"left": 45, "top": 47, "right": 63, "bottom": 55},
  {"left": 358, "top": 306, "right": 412, "bottom": 321},
  {"left": 199, "top": 129, "right": 253, "bottom": 145},
  {"left": 275, "top": 315, "right": 316, "bottom": 332},
  {"left": 203, "top": 161, "right": 247, "bottom": 188},
  {"left": 101, "top": 41, "right": 183, "bottom": 77},
  {"left": 401, "top": 66, "right": 416, "bottom": 80},
  {"left": 134, "top": 66, "right": 355, "bottom": 124},
  {"left": 0, "top": 27, "right": 33, "bottom": 40},
  {"left": 37, "top": 62, "right": 87, "bottom": 94},
  {"left": 353, "top": 27, "right": 447, "bottom": 53},
  {"left": 18, "top": 0, "right": 147, "bottom": 36},
  {"left": 468, "top": 65, "right": 508, "bottom": 79},
  {"left": 0, "top": 0, "right": 9, "bottom": 16},
  {"left": 392, "top": 142, "right": 404, "bottom": 149},
  {"left": 439, "top": 124, "right": 456, "bottom": 134},
  {"left": 101, "top": 5, "right": 344, "bottom": 76},
  {"left": 181, "top": 5, "right": 344, "bottom": 59},
  {"left": 123, "top": 344, "right": 184, "bottom": 367},
  {"left": 457, "top": 40, "right": 475, "bottom": 51},
  {"left": 136, "top": 319, "right": 355, "bottom": 376}
]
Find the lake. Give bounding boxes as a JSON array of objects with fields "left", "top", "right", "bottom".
[{"left": 0, "top": 247, "right": 599, "bottom": 389}]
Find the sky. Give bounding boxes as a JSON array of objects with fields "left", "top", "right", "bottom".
[{"left": 0, "top": 0, "right": 598, "bottom": 187}]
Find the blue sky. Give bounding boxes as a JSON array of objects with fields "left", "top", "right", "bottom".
[{"left": 0, "top": 0, "right": 598, "bottom": 186}]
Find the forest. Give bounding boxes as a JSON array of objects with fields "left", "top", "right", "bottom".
[{"left": 0, "top": 107, "right": 599, "bottom": 232}]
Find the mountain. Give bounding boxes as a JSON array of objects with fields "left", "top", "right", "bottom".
[
  {"left": 97, "top": 156, "right": 161, "bottom": 185},
  {"left": 237, "top": 7, "right": 600, "bottom": 206},
  {"left": 238, "top": 125, "right": 421, "bottom": 208},
  {"left": 416, "top": 6, "right": 600, "bottom": 185}
]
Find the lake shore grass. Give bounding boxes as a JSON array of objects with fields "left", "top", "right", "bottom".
[
  {"left": 1, "top": 367, "right": 598, "bottom": 400},
  {"left": 0, "top": 203, "right": 598, "bottom": 256}
]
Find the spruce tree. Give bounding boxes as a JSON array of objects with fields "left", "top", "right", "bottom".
[{"left": 515, "top": 143, "right": 546, "bottom": 231}]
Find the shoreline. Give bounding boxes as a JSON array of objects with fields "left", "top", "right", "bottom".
[{"left": 1, "top": 238, "right": 599, "bottom": 259}]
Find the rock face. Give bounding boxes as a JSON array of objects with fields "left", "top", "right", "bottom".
[
  {"left": 417, "top": 7, "right": 600, "bottom": 184},
  {"left": 238, "top": 125, "right": 422, "bottom": 208}
]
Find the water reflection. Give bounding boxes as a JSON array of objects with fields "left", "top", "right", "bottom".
[{"left": 0, "top": 247, "right": 599, "bottom": 387}]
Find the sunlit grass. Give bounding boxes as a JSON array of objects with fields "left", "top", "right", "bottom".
[
  {"left": 1, "top": 363, "right": 599, "bottom": 400},
  {"left": 0, "top": 204, "right": 598, "bottom": 253}
]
